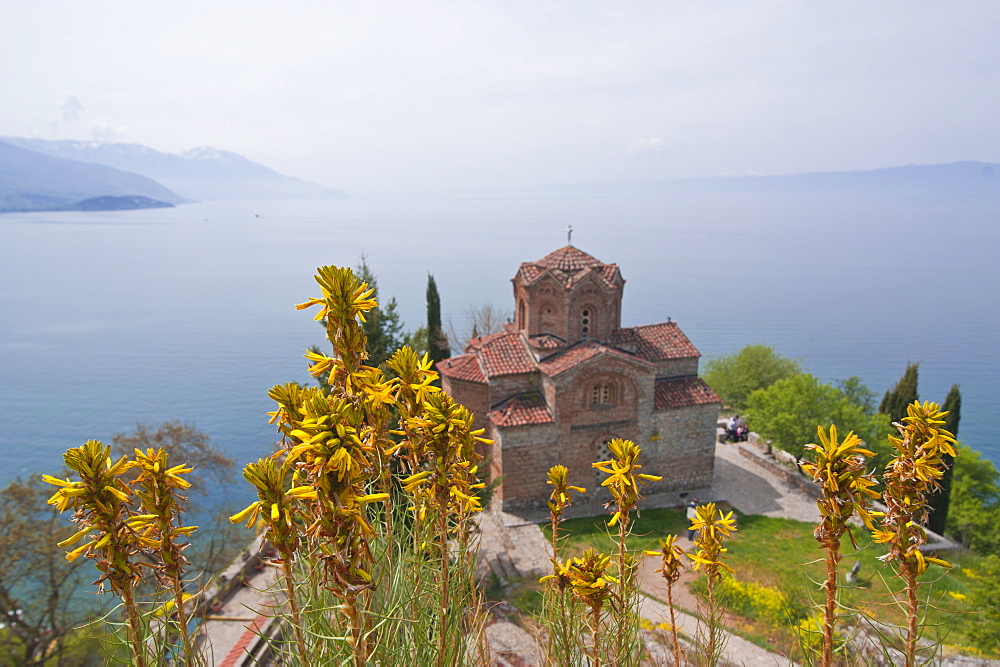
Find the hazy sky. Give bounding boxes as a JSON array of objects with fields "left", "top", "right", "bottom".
[{"left": 2, "top": 1, "right": 998, "bottom": 193}]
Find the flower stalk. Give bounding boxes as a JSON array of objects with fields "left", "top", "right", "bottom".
[
  {"left": 127, "top": 447, "right": 201, "bottom": 666},
  {"left": 593, "top": 438, "right": 661, "bottom": 663},
  {"left": 543, "top": 465, "right": 585, "bottom": 665},
  {"left": 873, "top": 401, "right": 957, "bottom": 667},
  {"left": 688, "top": 502, "right": 737, "bottom": 665},
  {"left": 44, "top": 441, "right": 148, "bottom": 666},
  {"left": 230, "top": 458, "right": 314, "bottom": 664},
  {"left": 646, "top": 535, "right": 687, "bottom": 666},
  {"left": 800, "top": 425, "right": 879, "bottom": 665}
]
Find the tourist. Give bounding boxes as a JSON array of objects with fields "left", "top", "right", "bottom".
[{"left": 687, "top": 498, "right": 699, "bottom": 540}]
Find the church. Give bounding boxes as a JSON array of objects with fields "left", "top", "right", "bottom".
[{"left": 438, "top": 246, "right": 721, "bottom": 511}]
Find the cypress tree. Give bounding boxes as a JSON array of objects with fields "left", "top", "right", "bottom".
[
  {"left": 928, "top": 384, "right": 961, "bottom": 535},
  {"left": 426, "top": 273, "right": 450, "bottom": 367},
  {"left": 879, "top": 362, "right": 920, "bottom": 424}
]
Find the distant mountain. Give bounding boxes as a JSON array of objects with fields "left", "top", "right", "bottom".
[
  {"left": 0, "top": 137, "right": 343, "bottom": 201},
  {"left": 0, "top": 141, "right": 185, "bottom": 213},
  {"left": 491, "top": 161, "right": 1000, "bottom": 199},
  {"left": 693, "top": 161, "right": 1000, "bottom": 195},
  {"left": 71, "top": 195, "right": 174, "bottom": 211}
]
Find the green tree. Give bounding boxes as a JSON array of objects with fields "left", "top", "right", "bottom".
[
  {"left": 928, "top": 384, "right": 961, "bottom": 534},
  {"left": 401, "top": 326, "right": 429, "bottom": 359},
  {"left": 701, "top": 344, "right": 801, "bottom": 410},
  {"left": 356, "top": 257, "right": 406, "bottom": 368},
  {"left": 946, "top": 442, "right": 1000, "bottom": 554},
  {"left": 0, "top": 477, "right": 98, "bottom": 665},
  {"left": 426, "top": 274, "right": 450, "bottom": 367},
  {"left": 745, "top": 373, "right": 889, "bottom": 458},
  {"left": 879, "top": 362, "right": 919, "bottom": 424},
  {"left": 967, "top": 554, "right": 1000, "bottom": 655},
  {"left": 837, "top": 376, "right": 878, "bottom": 414}
]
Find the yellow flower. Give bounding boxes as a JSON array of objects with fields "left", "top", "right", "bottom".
[
  {"left": 592, "top": 438, "right": 661, "bottom": 526},
  {"left": 57, "top": 526, "right": 94, "bottom": 548},
  {"left": 229, "top": 500, "right": 263, "bottom": 528}
]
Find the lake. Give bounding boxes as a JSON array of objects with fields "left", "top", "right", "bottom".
[{"left": 1, "top": 191, "right": 996, "bottom": 509}]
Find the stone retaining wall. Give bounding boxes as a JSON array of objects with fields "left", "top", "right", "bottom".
[{"left": 737, "top": 443, "right": 823, "bottom": 498}]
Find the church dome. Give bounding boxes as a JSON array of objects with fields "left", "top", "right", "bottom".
[
  {"left": 535, "top": 246, "right": 606, "bottom": 272},
  {"left": 517, "top": 246, "right": 620, "bottom": 289}
]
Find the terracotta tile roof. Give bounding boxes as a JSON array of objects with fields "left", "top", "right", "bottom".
[
  {"left": 517, "top": 246, "right": 620, "bottom": 289},
  {"left": 465, "top": 330, "right": 508, "bottom": 352},
  {"left": 519, "top": 264, "right": 543, "bottom": 283},
  {"left": 563, "top": 266, "right": 605, "bottom": 289},
  {"left": 538, "top": 341, "right": 653, "bottom": 377},
  {"left": 437, "top": 354, "right": 486, "bottom": 384},
  {"left": 528, "top": 334, "right": 565, "bottom": 350},
  {"left": 489, "top": 393, "right": 554, "bottom": 427},
  {"left": 474, "top": 332, "right": 537, "bottom": 377},
  {"left": 537, "top": 246, "right": 606, "bottom": 272},
  {"left": 611, "top": 322, "right": 700, "bottom": 361},
  {"left": 654, "top": 376, "right": 721, "bottom": 410}
]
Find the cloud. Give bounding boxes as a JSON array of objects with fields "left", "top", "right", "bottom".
[
  {"left": 628, "top": 137, "right": 664, "bottom": 155},
  {"left": 48, "top": 93, "right": 85, "bottom": 136},
  {"left": 90, "top": 117, "right": 129, "bottom": 143},
  {"left": 58, "top": 94, "right": 84, "bottom": 122}
]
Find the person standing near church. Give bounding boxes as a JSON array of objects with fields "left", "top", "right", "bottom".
[{"left": 686, "top": 498, "right": 699, "bottom": 540}]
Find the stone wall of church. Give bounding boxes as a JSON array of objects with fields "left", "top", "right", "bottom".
[
  {"left": 565, "top": 419, "right": 642, "bottom": 504},
  {"left": 441, "top": 378, "right": 490, "bottom": 431},
  {"left": 487, "top": 373, "right": 541, "bottom": 406},
  {"left": 496, "top": 367, "right": 721, "bottom": 511},
  {"left": 567, "top": 281, "right": 622, "bottom": 342},
  {"left": 654, "top": 357, "right": 700, "bottom": 378},
  {"left": 547, "top": 359, "right": 653, "bottom": 427},
  {"left": 492, "top": 422, "right": 561, "bottom": 508},
  {"left": 644, "top": 403, "right": 719, "bottom": 492}
]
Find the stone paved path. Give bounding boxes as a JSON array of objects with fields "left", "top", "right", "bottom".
[
  {"left": 638, "top": 596, "right": 791, "bottom": 666},
  {"left": 476, "top": 439, "right": 822, "bottom": 665},
  {"left": 713, "top": 441, "right": 821, "bottom": 523}
]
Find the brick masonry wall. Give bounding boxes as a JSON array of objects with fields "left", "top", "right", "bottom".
[
  {"left": 442, "top": 377, "right": 490, "bottom": 432},
  {"left": 493, "top": 422, "right": 561, "bottom": 508},
  {"left": 645, "top": 403, "right": 719, "bottom": 493},
  {"left": 496, "top": 370, "right": 716, "bottom": 511},
  {"left": 488, "top": 373, "right": 540, "bottom": 405},
  {"left": 549, "top": 357, "right": 653, "bottom": 423},
  {"left": 567, "top": 279, "right": 622, "bottom": 342}
]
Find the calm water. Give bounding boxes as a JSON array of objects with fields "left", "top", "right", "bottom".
[{"left": 1, "top": 192, "right": 997, "bottom": 510}]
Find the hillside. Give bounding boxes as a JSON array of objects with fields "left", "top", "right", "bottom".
[
  {"left": 486, "top": 161, "right": 1000, "bottom": 199},
  {"left": 0, "top": 141, "right": 184, "bottom": 213},
  {"left": 0, "top": 137, "right": 343, "bottom": 202}
]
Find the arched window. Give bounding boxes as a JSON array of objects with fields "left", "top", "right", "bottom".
[{"left": 597, "top": 439, "right": 612, "bottom": 462}]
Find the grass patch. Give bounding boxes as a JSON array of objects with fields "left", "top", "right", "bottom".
[
  {"left": 555, "top": 508, "right": 985, "bottom": 655},
  {"left": 508, "top": 579, "right": 545, "bottom": 617},
  {"left": 545, "top": 507, "right": 688, "bottom": 557}
]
